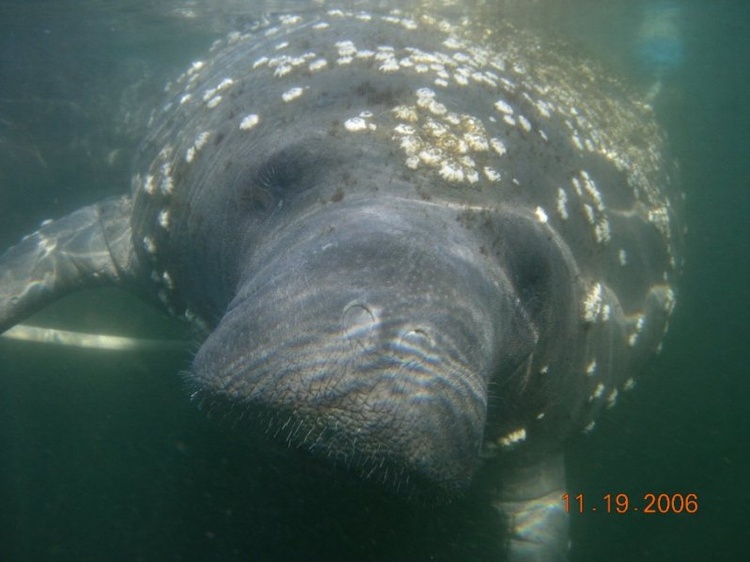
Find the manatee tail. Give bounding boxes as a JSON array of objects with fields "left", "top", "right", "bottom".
[
  {"left": 493, "top": 453, "right": 569, "bottom": 561},
  {"left": 0, "top": 196, "right": 136, "bottom": 334}
]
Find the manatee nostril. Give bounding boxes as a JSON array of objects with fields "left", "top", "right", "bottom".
[
  {"left": 400, "top": 327, "right": 434, "bottom": 348},
  {"left": 342, "top": 302, "right": 378, "bottom": 349}
]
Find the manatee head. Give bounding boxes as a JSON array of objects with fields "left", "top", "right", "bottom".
[{"left": 186, "top": 134, "right": 535, "bottom": 495}]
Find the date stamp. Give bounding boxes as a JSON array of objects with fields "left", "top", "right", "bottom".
[{"left": 562, "top": 493, "right": 699, "bottom": 514}]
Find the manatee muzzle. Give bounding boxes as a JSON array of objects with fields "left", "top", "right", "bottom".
[{"left": 191, "top": 201, "right": 506, "bottom": 495}]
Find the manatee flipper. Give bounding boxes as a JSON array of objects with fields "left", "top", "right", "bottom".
[
  {"left": 493, "top": 454, "right": 569, "bottom": 562},
  {"left": 1, "top": 324, "right": 184, "bottom": 351},
  {"left": 0, "top": 196, "right": 136, "bottom": 334}
]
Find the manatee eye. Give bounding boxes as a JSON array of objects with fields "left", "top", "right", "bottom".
[
  {"left": 254, "top": 144, "right": 322, "bottom": 198},
  {"left": 237, "top": 142, "right": 327, "bottom": 215},
  {"left": 240, "top": 185, "right": 275, "bottom": 212},
  {"left": 514, "top": 256, "right": 550, "bottom": 320}
]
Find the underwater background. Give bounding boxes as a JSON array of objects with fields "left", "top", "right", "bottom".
[{"left": 0, "top": 1, "right": 747, "bottom": 560}]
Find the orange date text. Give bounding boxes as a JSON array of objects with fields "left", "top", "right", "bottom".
[{"left": 561, "top": 492, "right": 699, "bottom": 514}]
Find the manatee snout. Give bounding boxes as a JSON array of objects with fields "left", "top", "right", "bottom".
[{"left": 191, "top": 202, "right": 506, "bottom": 494}]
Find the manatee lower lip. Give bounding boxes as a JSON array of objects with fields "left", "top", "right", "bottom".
[{"left": 191, "top": 300, "right": 488, "bottom": 494}]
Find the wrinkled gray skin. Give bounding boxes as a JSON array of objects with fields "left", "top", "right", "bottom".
[{"left": 0, "top": 11, "right": 682, "bottom": 561}]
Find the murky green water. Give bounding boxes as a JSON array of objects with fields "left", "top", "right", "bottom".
[{"left": 1, "top": 1, "right": 747, "bottom": 560}]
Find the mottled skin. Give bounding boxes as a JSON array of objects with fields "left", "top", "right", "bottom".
[{"left": 0, "top": 10, "right": 681, "bottom": 561}]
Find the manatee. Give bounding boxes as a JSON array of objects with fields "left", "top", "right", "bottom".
[{"left": 0, "top": 9, "right": 682, "bottom": 560}]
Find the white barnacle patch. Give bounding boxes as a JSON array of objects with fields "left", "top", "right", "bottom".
[
  {"left": 424, "top": 119, "right": 449, "bottom": 139},
  {"left": 594, "top": 218, "right": 611, "bottom": 244},
  {"left": 583, "top": 282, "right": 603, "bottom": 323},
  {"left": 344, "top": 117, "right": 368, "bottom": 132},
  {"left": 179, "top": 94, "right": 192, "bottom": 105},
  {"left": 494, "top": 99, "right": 514, "bottom": 115},
  {"left": 215, "top": 77, "right": 234, "bottom": 91},
  {"left": 518, "top": 115, "right": 532, "bottom": 132},
  {"left": 454, "top": 72, "right": 469, "bottom": 86},
  {"left": 399, "top": 135, "right": 422, "bottom": 155},
  {"left": 309, "top": 58, "right": 328, "bottom": 72},
  {"left": 416, "top": 87, "right": 436, "bottom": 106},
  {"left": 274, "top": 40, "right": 290, "bottom": 51},
  {"left": 273, "top": 64, "right": 293, "bottom": 77},
  {"left": 586, "top": 360, "right": 597, "bottom": 376},
  {"left": 606, "top": 389, "right": 619, "bottom": 409},
  {"left": 279, "top": 14, "right": 302, "bottom": 25},
  {"left": 534, "top": 206, "right": 549, "bottom": 224},
  {"left": 498, "top": 428, "right": 527, "bottom": 449},
  {"left": 556, "top": 188, "right": 569, "bottom": 220},
  {"left": 583, "top": 203, "right": 595, "bottom": 225},
  {"left": 571, "top": 176, "right": 583, "bottom": 196},
  {"left": 312, "top": 22, "right": 330, "bottom": 30},
  {"left": 490, "top": 138, "right": 507, "bottom": 156},
  {"left": 394, "top": 123, "right": 416, "bottom": 136},
  {"left": 648, "top": 206, "right": 671, "bottom": 238},
  {"left": 206, "top": 95, "right": 222, "bottom": 109},
  {"left": 484, "top": 167, "right": 501, "bottom": 182},
  {"left": 581, "top": 170, "right": 605, "bottom": 211},
  {"left": 393, "top": 105, "right": 419, "bottom": 122},
  {"left": 583, "top": 420, "right": 596, "bottom": 434},
  {"left": 240, "top": 113, "right": 260, "bottom": 131},
  {"left": 445, "top": 113, "right": 461, "bottom": 126},
  {"left": 253, "top": 56, "right": 269, "bottom": 69},
  {"left": 158, "top": 209, "right": 170, "bottom": 230},
  {"left": 185, "top": 131, "right": 211, "bottom": 163},
  {"left": 539, "top": 365, "right": 549, "bottom": 374},
  {"left": 143, "top": 236, "right": 157, "bottom": 255},
  {"left": 160, "top": 174, "right": 174, "bottom": 196},
  {"left": 419, "top": 147, "right": 443, "bottom": 167},
  {"left": 399, "top": 18, "right": 418, "bottom": 30},
  {"left": 623, "top": 378, "right": 636, "bottom": 391},
  {"left": 503, "top": 114, "right": 516, "bottom": 127},
  {"left": 162, "top": 271, "right": 175, "bottom": 290},
  {"left": 464, "top": 132, "right": 489, "bottom": 152},
  {"left": 439, "top": 161, "right": 465, "bottom": 182},
  {"left": 443, "top": 36, "right": 465, "bottom": 50},
  {"left": 355, "top": 49, "right": 375, "bottom": 60},
  {"left": 571, "top": 134, "right": 584, "bottom": 151},
  {"left": 589, "top": 383, "right": 605, "bottom": 402},
  {"left": 335, "top": 40, "right": 358, "bottom": 58},
  {"left": 619, "top": 249, "right": 628, "bottom": 266},
  {"left": 427, "top": 99, "right": 448, "bottom": 115},
  {"left": 282, "top": 86, "right": 306, "bottom": 103},
  {"left": 143, "top": 174, "right": 156, "bottom": 195},
  {"left": 628, "top": 314, "right": 645, "bottom": 347},
  {"left": 379, "top": 57, "right": 400, "bottom": 73},
  {"left": 534, "top": 100, "right": 551, "bottom": 118}
]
